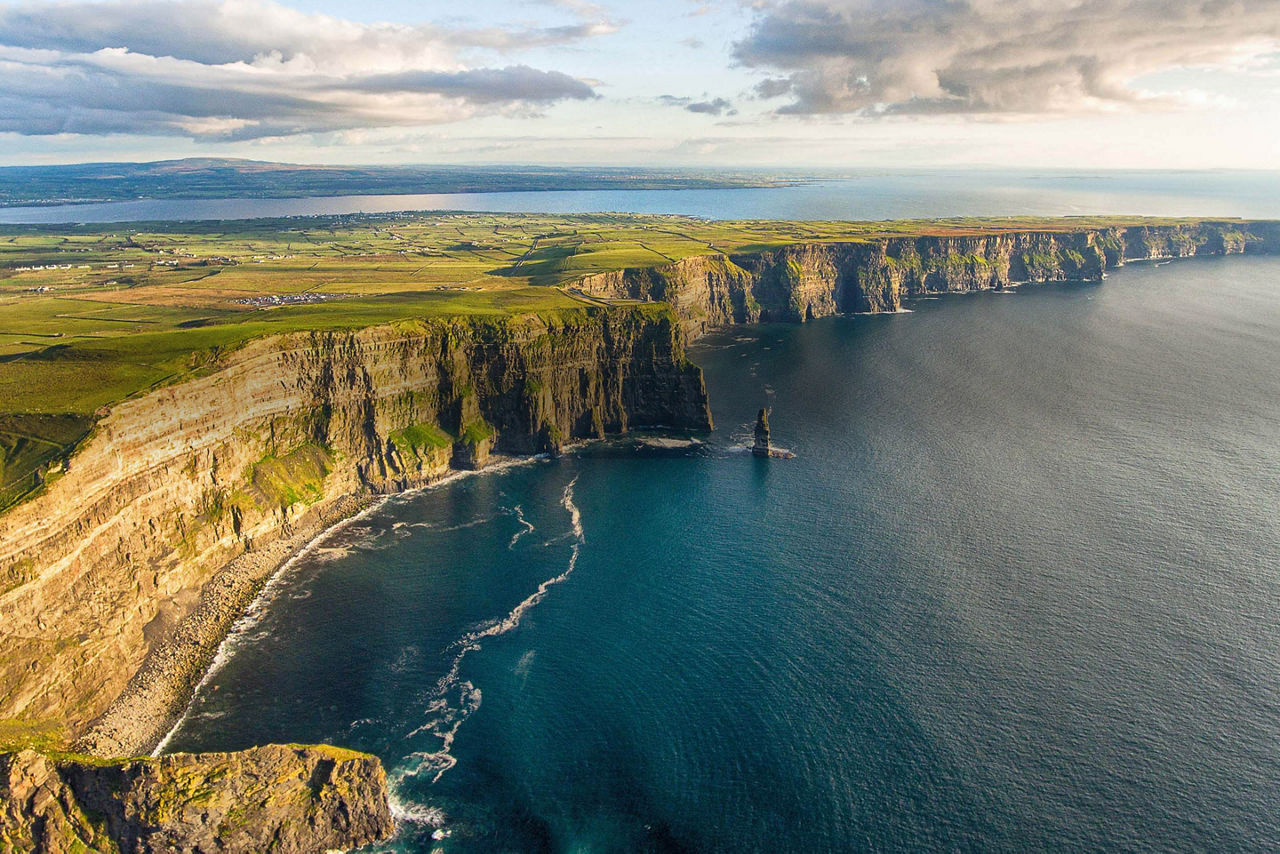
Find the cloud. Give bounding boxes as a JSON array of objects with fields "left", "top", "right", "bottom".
[
  {"left": 658, "top": 95, "right": 738, "bottom": 115},
  {"left": 735, "top": 0, "right": 1280, "bottom": 115},
  {"left": 0, "top": 0, "right": 601, "bottom": 139},
  {"left": 348, "top": 67, "right": 596, "bottom": 104},
  {"left": 687, "top": 97, "right": 736, "bottom": 115}
]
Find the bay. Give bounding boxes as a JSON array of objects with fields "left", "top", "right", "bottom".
[{"left": 4, "top": 170, "right": 1280, "bottom": 224}]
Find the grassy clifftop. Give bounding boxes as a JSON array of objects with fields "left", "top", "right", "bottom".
[{"left": 0, "top": 211, "right": 1268, "bottom": 510}]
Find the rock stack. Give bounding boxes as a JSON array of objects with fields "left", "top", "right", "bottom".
[{"left": 753, "top": 408, "right": 771, "bottom": 457}]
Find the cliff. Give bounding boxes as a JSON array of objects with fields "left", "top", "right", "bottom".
[
  {"left": 0, "top": 305, "right": 710, "bottom": 753},
  {"left": 1, "top": 217, "right": 1275, "bottom": 850},
  {"left": 0, "top": 743, "right": 392, "bottom": 853},
  {"left": 577, "top": 221, "right": 1280, "bottom": 334}
]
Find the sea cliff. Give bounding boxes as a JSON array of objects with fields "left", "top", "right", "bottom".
[
  {"left": 0, "top": 305, "right": 710, "bottom": 757},
  {"left": 1, "top": 218, "right": 1276, "bottom": 851},
  {"left": 0, "top": 743, "right": 392, "bottom": 852},
  {"left": 577, "top": 222, "right": 1280, "bottom": 333}
]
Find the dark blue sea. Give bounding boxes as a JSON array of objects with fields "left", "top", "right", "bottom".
[{"left": 164, "top": 255, "right": 1280, "bottom": 852}]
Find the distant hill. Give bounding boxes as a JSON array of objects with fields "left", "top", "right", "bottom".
[{"left": 0, "top": 158, "right": 799, "bottom": 207}]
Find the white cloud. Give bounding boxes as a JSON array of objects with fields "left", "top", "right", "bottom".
[
  {"left": 735, "top": 0, "right": 1280, "bottom": 115},
  {"left": 0, "top": 0, "right": 601, "bottom": 139}
]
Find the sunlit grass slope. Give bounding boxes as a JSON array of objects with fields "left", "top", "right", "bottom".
[{"left": 0, "top": 211, "right": 1250, "bottom": 510}]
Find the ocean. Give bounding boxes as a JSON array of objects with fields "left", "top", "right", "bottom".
[
  {"left": 164, "top": 253, "right": 1280, "bottom": 851},
  {"left": 3, "top": 170, "right": 1280, "bottom": 223}
]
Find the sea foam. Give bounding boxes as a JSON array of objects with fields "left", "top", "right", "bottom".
[{"left": 392, "top": 477, "right": 585, "bottom": 794}]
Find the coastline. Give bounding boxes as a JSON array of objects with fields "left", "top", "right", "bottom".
[
  {"left": 29, "top": 225, "right": 1271, "bottom": 761},
  {"left": 82, "top": 453, "right": 552, "bottom": 759},
  {"left": 75, "top": 492, "right": 383, "bottom": 758}
]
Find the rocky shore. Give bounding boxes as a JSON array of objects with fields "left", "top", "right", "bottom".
[
  {"left": 0, "top": 743, "right": 393, "bottom": 852},
  {"left": 2, "top": 223, "right": 1276, "bottom": 851},
  {"left": 0, "top": 305, "right": 710, "bottom": 851},
  {"left": 0, "top": 307, "right": 711, "bottom": 738},
  {"left": 577, "top": 221, "right": 1280, "bottom": 334},
  {"left": 75, "top": 494, "right": 380, "bottom": 759}
]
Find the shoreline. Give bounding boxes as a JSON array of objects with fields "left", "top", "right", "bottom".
[
  {"left": 79, "top": 454, "right": 552, "bottom": 759},
  {"left": 74, "top": 492, "right": 383, "bottom": 758},
  {"left": 50, "top": 236, "right": 1266, "bottom": 760}
]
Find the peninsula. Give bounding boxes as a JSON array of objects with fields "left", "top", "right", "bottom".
[{"left": 0, "top": 159, "right": 800, "bottom": 208}]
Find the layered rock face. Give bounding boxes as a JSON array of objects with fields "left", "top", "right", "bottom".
[
  {"left": 0, "top": 744, "right": 393, "bottom": 853},
  {"left": 0, "top": 306, "right": 710, "bottom": 738},
  {"left": 578, "top": 222, "right": 1280, "bottom": 333}
]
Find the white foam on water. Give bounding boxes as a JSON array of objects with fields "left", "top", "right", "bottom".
[
  {"left": 152, "top": 497, "right": 391, "bottom": 756},
  {"left": 154, "top": 454, "right": 551, "bottom": 757},
  {"left": 637, "top": 437, "right": 703, "bottom": 450},
  {"left": 392, "top": 477, "right": 585, "bottom": 797},
  {"left": 388, "top": 796, "right": 447, "bottom": 827},
  {"left": 309, "top": 544, "right": 357, "bottom": 563},
  {"left": 508, "top": 505, "right": 536, "bottom": 549}
]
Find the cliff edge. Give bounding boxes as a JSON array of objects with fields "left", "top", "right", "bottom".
[
  {"left": 0, "top": 305, "right": 710, "bottom": 755},
  {"left": 0, "top": 743, "right": 392, "bottom": 853},
  {"left": 577, "top": 221, "right": 1280, "bottom": 335}
]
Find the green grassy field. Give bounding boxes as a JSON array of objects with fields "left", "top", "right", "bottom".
[{"left": 0, "top": 211, "right": 1248, "bottom": 511}]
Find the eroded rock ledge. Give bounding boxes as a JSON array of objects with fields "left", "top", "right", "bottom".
[{"left": 0, "top": 743, "right": 393, "bottom": 853}]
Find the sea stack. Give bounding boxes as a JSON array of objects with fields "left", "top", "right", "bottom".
[{"left": 753, "top": 407, "right": 771, "bottom": 457}]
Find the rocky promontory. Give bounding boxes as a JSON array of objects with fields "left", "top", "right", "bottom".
[
  {"left": 0, "top": 302, "right": 711, "bottom": 851},
  {"left": 1, "top": 217, "right": 1276, "bottom": 852},
  {"left": 0, "top": 743, "right": 393, "bottom": 853}
]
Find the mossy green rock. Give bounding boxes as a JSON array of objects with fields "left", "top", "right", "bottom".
[{"left": 0, "top": 744, "right": 393, "bottom": 853}]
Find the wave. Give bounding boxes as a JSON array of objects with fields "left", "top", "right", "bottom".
[
  {"left": 388, "top": 796, "right": 447, "bottom": 828},
  {"left": 150, "top": 497, "right": 391, "bottom": 756},
  {"left": 153, "top": 454, "right": 551, "bottom": 757},
  {"left": 392, "top": 477, "right": 585, "bottom": 795}
]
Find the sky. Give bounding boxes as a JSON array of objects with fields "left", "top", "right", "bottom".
[{"left": 0, "top": 0, "right": 1278, "bottom": 168}]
